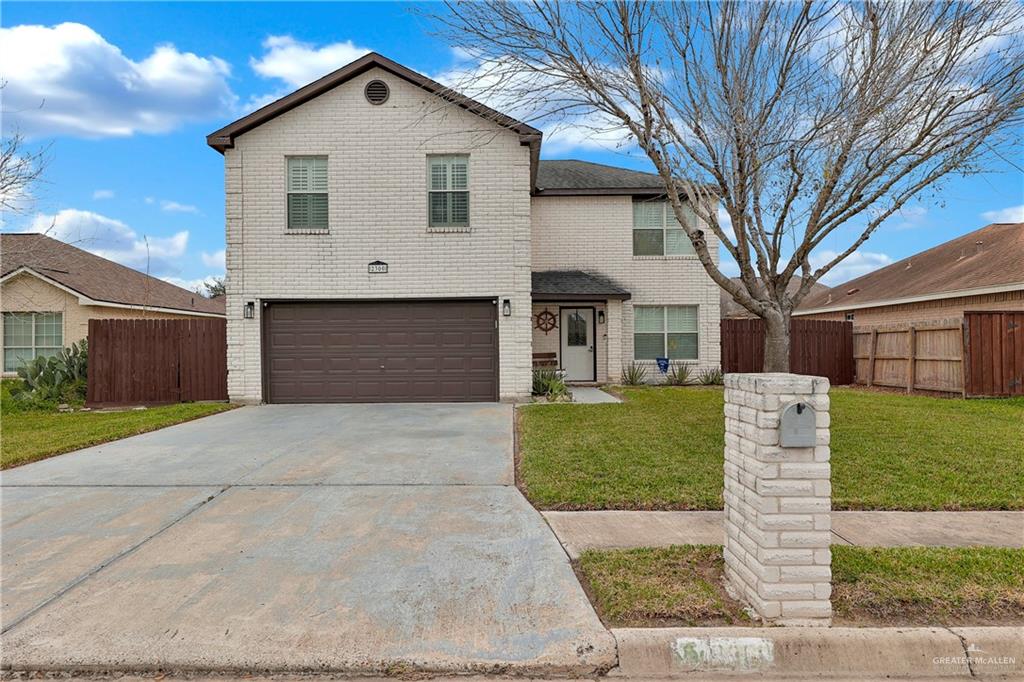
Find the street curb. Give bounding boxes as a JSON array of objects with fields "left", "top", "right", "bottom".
[{"left": 610, "top": 626, "right": 1023, "bottom": 678}]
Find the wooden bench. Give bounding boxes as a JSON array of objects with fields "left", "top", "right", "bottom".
[{"left": 532, "top": 352, "right": 558, "bottom": 368}]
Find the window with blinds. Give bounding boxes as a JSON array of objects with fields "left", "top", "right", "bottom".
[
  {"left": 3, "top": 312, "right": 63, "bottom": 371},
  {"left": 632, "top": 200, "right": 696, "bottom": 256},
  {"left": 428, "top": 155, "right": 469, "bottom": 228},
  {"left": 633, "top": 305, "right": 698, "bottom": 360},
  {"left": 287, "top": 156, "right": 328, "bottom": 230}
]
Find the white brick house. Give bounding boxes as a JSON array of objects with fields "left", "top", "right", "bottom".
[{"left": 207, "top": 53, "right": 719, "bottom": 403}]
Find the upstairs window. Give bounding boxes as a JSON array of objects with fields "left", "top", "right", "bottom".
[
  {"left": 287, "top": 156, "right": 328, "bottom": 230},
  {"left": 633, "top": 305, "right": 698, "bottom": 360},
  {"left": 633, "top": 200, "right": 696, "bottom": 256},
  {"left": 428, "top": 155, "right": 469, "bottom": 228},
  {"left": 3, "top": 312, "right": 62, "bottom": 372}
]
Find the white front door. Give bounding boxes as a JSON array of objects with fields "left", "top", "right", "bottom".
[{"left": 560, "top": 308, "right": 595, "bottom": 381}]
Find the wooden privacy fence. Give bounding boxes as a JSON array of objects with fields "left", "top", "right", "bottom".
[
  {"left": 87, "top": 318, "right": 227, "bottom": 406},
  {"left": 963, "top": 311, "right": 1024, "bottom": 397},
  {"left": 721, "top": 318, "right": 855, "bottom": 384},
  {"left": 854, "top": 322, "right": 964, "bottom": 393},
  {"left": 853, "top": 311, "right": 1024, "bottom": 396}
]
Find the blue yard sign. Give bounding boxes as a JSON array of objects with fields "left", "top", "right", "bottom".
[{"left": 656, "top": 357, "right": 670, "bottom": 374}]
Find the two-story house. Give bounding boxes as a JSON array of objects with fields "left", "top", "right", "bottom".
[{"left": 207, "top": 53, "right": 719, "bottom": 403}]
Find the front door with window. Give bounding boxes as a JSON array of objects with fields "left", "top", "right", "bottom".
[{"left": 560, "top": 308, "right": 595, "bottom": 381}]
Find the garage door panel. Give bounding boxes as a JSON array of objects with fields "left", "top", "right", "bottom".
[{"left": 265, "top": 301, "right": 498, "bottom": 403}]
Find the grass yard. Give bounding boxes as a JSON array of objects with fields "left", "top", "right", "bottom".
[
  {"left": 1, "top": 380, "right": 235, "bottom": 469},
  {"left": 518, "top": 386, "right": 1024, "bottom": 510},
  {"left": 577, "top": 545, "right": 1024, "bottom": 627}
]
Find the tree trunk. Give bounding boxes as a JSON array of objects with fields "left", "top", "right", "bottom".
[{"left": 763, "top": 311, "right": 791, "bottom": 373}]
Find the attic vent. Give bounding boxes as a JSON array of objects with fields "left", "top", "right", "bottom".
[
  {"left": 846, "top": 287, "right": 860, "bottom": 296},
  {"left": 364, "top": 79, "right": 390, "bottom": 105}
]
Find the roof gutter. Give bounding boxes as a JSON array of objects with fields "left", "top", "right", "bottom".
[{"left": 794, "top": 282, "right": 1024, "bottom": 316}]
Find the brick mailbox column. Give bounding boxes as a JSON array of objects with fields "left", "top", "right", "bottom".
[{"left": 722, "top": 373, "right": 832, "bottom": 626}]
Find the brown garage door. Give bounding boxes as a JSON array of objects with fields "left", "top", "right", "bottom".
[{"left": 263, "top": 300, "right": 498, "bottom": 403}]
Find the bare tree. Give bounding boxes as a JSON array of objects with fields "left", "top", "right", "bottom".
[
  {"left": 0, "top": 131, "right": 48, "bottom": 218},
  {"left": 432, "top": 0, "right": 1024, "bottom": 370}
]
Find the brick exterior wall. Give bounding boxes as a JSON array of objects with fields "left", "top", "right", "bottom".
[
  {"left": 222, "top": 67, "right": 533, "bottom": 402},
  {"left": 799, "top": 289, "right": 1024, "bottom": 328},
  {"left": 723, "top": 373, "right": 832, "bottom": 626},
  {"left": 1, "top": 272, "right": 204, "bottom": 376},
  {"left": 531, "top": 195, "right": 721, "bottom": 382}
]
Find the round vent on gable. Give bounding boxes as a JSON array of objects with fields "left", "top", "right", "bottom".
[{"left": 364, "top": 79, "right": 390, "bottom": 105}]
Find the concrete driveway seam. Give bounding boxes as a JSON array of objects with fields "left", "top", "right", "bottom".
[{"left": 1, "top": 485, "right": 229, "bottom": 635}]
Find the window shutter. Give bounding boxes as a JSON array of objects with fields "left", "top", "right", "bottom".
[
  {"left": 450, "top": 157, "right": 468, "bottom": 190},
  {"left": 430, "top": 159, "right": 449, "bottom": 191},
  {"left": 288, "top": 158, "right": 310, "bottom": 192},
  {"left": 310, "top": 157, "right": 328, "bottom": 192}
]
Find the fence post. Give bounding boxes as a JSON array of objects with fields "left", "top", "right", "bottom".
[
  {"left": 906, "top": 326, "right": 916, "bottom": 393},
  {"left": 867, "top": 329, "right": 878, "bottom": 387},
  {"left": 723, "top": 373, "right": 832, "bottom": 626}
]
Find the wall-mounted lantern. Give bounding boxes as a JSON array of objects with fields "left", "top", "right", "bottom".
[
  {"left": 502, "top": 299, "right": 512, "bottom": 317},
  {"left": 598, "top": 310, "right": 606, "bottom": 324},
  {"left": 244, "top": 301, "right": 255, "bottom": 319}
]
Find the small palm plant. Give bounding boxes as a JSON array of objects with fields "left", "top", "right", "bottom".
[
  {"left": 621, "top": 362, "right": 648, "bottom": 386},
  {"left": 665, "top": 362, "right": 694, "bottom": 385}
]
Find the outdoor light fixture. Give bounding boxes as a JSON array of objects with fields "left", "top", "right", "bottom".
[
  {"left": 598, "top": 310, "right": 606, "bottom": 324},
  {"left": 244, "top": 301, "right": 255, "bottom": 319},
  {"left": 502, "top": 299, "right": 512, "bottom": 317}
]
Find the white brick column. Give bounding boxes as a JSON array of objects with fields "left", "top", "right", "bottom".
[{"left": 722, "top": 373, "right": 832, "bottom": 626}]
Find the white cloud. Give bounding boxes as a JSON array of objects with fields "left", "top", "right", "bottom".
[
  {"left": 24, "top": 209, "right": 188, "bottom": 276},
  {"left": 0, "top": 22, "right": 235, "bottom": 138},
  {"left": 981, "top": 204, "right": 1024, "bottom": 223},
  {"left": 250, "top": 35, "right": 371, "bottom": 88},
  {"left": 810, "top": 249, "right": 893, "bottom": 286},
  {"left": 201, "top": 249, "right": 226, "bottom": 269},
  {"left": 161, "top": 275, "right": 221, "bottom": 293},
  {"left": 716, "top": 205, "right": 737, "bottom": 242},
  {"left": 92, "top": 189, "right": 114, "bottom": 200},
  {"left": 890, "top": 204, "right": 928, "bottom": 230},
  {"left": 160, "top": 200, "right": 199, "bottom": 214}
]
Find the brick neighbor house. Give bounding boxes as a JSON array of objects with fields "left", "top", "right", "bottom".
[
  {"left": 206, "top": 52, "right": 720, "bottom": 403},
  {"left": 795, "top": 222, "right": 1023, "bottom": 328},
  {"left": 1, "top": 233, "right": 225, "bottom": 376}
]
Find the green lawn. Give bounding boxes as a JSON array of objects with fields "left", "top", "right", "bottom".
[
  {"left": 577, "top": 545, "right": 1024, "bottom": 627},
  {"left": 518, "top": 386, "right": 1024, "bottom": 510},
  {"left": 1, "top": 380, "right": 235, "bottom": 469}
]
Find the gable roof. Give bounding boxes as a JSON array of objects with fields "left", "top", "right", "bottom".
[
  {"left": 1, "top": 233, "right": 225, "bottom": 316},
  {"left": 206, "top": 52, "right": 542, "bottom": 186},
  {"left": 797, "top": 222, "right": 1024, "bottom": 315},
  {"left": 535, "top": 160, "right": 666, "bottom": 196}
]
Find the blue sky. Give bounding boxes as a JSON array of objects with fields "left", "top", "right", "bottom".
[{"left": 2, "top": 1, "right": 1022, "bottom": 291}]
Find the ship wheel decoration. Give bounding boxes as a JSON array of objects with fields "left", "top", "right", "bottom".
[{"left": 534, "top": 309, "right": 558, "bottom": 334}]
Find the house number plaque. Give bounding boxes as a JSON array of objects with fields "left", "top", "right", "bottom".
[{"left": 368, "top": 261, "right": 388, "bottom": 274}]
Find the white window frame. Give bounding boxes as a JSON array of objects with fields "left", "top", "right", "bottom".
[
  {"left": 632, "top": 305, "right": 699, "bottom": 361},
  {"left": 3, "top": 312, "right": 63, "bottom": 372},
  {"left": 427, "top": 154, "right": 470, "bottom": 229},
  {"left": 632, "top": 199, "right": 697, "bottom": 257},
  {"left": 286, "top": 156, "right": 328, "bottom": 231}
]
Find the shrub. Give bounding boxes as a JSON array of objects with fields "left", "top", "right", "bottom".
[
  {"left": 532, "top": 368, "right": 570, "bottom": 401},
  {"left": 621, "top": 362, "right": 648, "bottom": 386},
  {"left": 697, "top": 366, "right": 724, "bottom": 385},
  {"left": 10, "top": 340, "right": 88, "bottom": 408},
  {"left": 665, "top": 362, "right": 695, "bottom": 385}
]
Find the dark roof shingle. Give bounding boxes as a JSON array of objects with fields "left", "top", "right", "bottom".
[
  {"left": 535, "top": 160, "right": 665, "bottom": 195},
  {"left": 798, "top": 222, "right": 1023, "bottom": 313},
  {"left": 1, "top": 233, "right": 225, "bottom": 315},
  {"left": 532, "top": 270, "right": 631, "bottom": 300}
]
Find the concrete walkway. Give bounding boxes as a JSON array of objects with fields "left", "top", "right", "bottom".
[
  {"left": 1, "top": 404, "right": 614, "bottom": 675},
  {"left": 542, "top": 510, "right": 1024, "bottom": 558},
  {"left": 569, "top": 387, "right": 621, "bottom": 404}
]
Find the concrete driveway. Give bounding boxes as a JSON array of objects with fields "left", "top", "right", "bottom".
[{"left": 0, "top": 404, "right": 615, "bottom": 675}]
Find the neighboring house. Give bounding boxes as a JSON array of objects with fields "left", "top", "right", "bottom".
[
  {"left": 206, "top": 52, "right": 719, "bottom": 404},
  {"left": 796, "top": 222, "right": 1024, "bottom": 327},
  {"left": 1, "top": 233, "right": 225, "bottom": 375},
  {"left": 720, "top": 278, "right": 829, "bottom": 319}
]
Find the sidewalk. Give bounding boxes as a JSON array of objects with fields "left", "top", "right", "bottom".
[{"left": 542, "top": 510, "right": 1024, "bottom": 558}]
